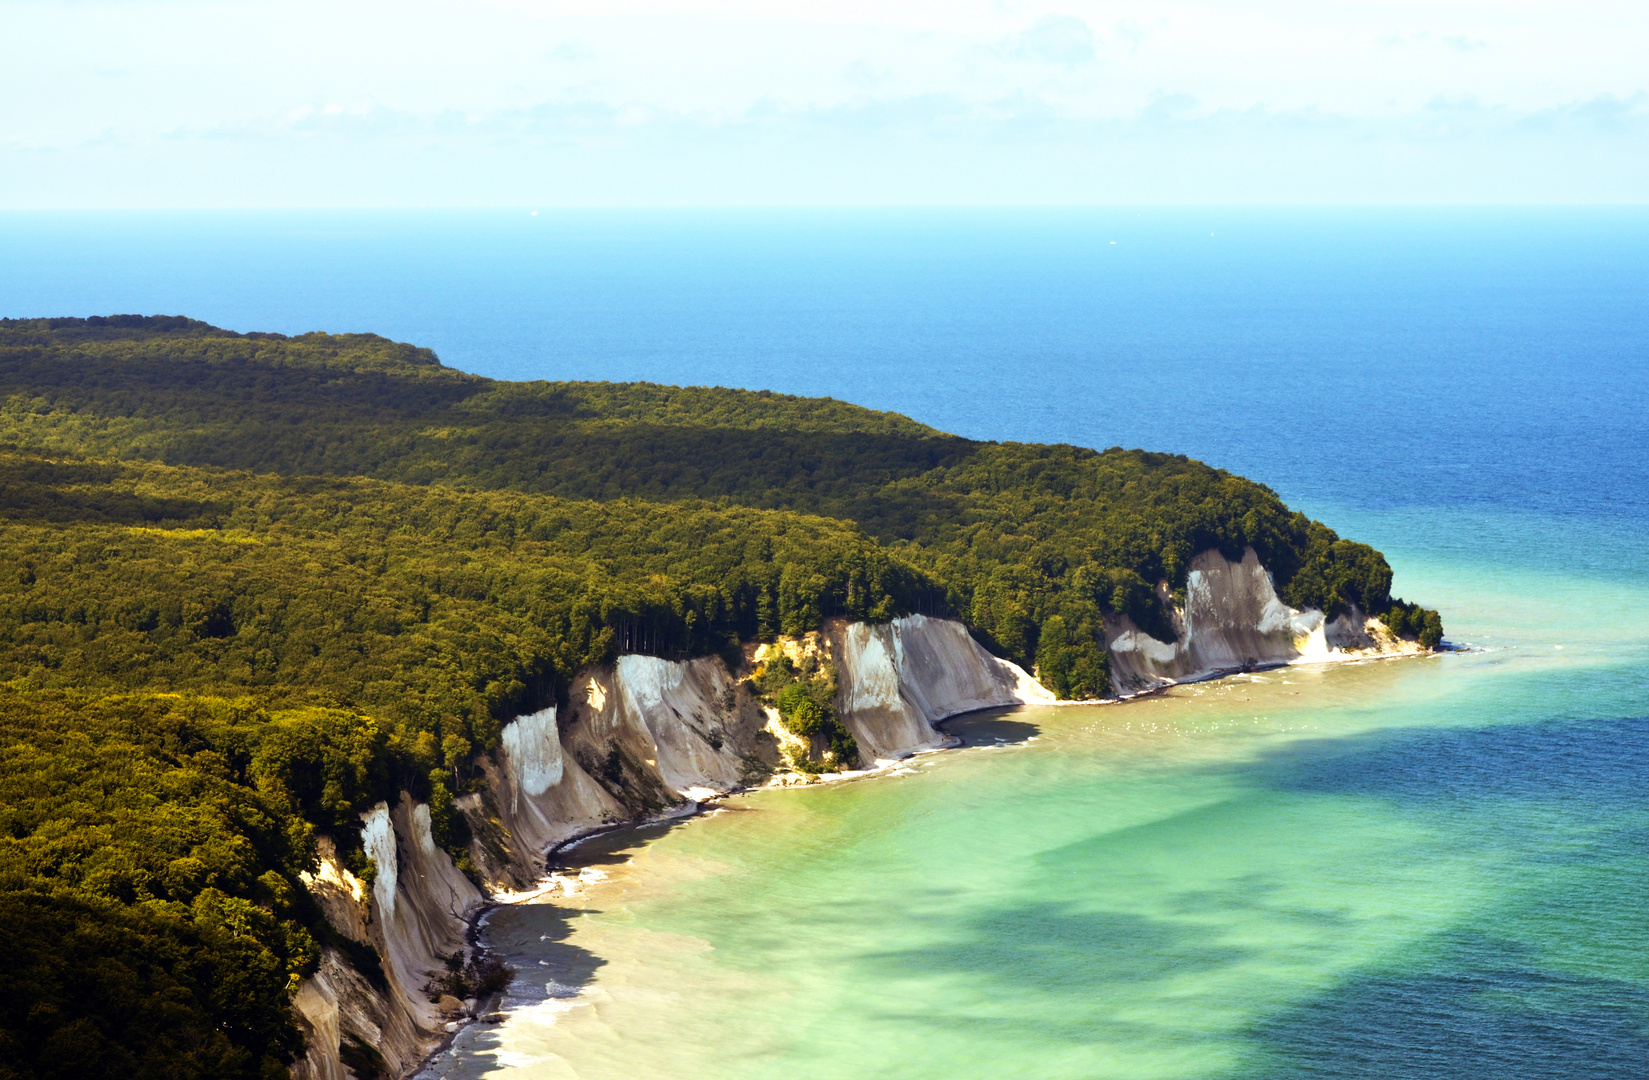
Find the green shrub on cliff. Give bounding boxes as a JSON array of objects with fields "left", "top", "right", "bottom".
[
  {"left": 1032, "top": 615, "right": 1109, "bottom": 701},
  {"left": 1383, "top": 598, "right": 1446, "bottom": 649},
  {"left": 1279, "top": 529, "right": 1394, "bottom": 619},
  {"left": 750, "top": 651, "right": 858, "bottom": 772}
]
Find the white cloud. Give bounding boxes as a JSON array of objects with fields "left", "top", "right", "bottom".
[
  {"left": 0, "top": 0, "right": 1644, "bottom": 204},
  {"left": 1010, "top": 15, "right": 1098, "bottom": 67}
]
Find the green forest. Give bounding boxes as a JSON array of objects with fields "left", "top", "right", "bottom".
[{"left": 0, "top": 316, "right": 1443, "bottom": 1079}]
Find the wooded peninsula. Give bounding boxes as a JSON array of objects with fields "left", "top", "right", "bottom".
[{"left": 0, "top": 315, "right": 1441, "bottom": 1079}]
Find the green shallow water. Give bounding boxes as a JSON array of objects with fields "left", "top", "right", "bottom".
[{"left": 421, "top": 528, "right": 1649, "bottom": 1080}]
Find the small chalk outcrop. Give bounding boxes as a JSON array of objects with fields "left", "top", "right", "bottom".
[
  {"left": 464, "top": 706, "right": 623, "bottom": 892},
  {"left": 1105, "top": 546, "right": 1425, "bottom": 696},
  {"left": 466, "top": 655, "right": 778, "bottom": 890},
  {"left": 831, "top": 614, "right": 1054, "bottom": 760}
]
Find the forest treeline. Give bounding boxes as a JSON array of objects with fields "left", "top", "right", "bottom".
[{"left": 0, "top": 316, "right": 1443, "bottom": 1079}]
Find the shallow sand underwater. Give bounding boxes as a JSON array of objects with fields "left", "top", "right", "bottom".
[{"left": 419, "top": 529, "right": 1649, "bottom": 1080}]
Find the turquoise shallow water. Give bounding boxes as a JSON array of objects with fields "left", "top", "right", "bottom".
[{"left": 417, "top": 508, "right": 1649, "bottom": 1080}]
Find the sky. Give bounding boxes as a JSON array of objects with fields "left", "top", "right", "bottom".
[{"left": 2, "top": 0, "right": 1646, "bottom": 206}]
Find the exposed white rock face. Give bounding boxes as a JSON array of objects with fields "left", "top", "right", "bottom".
[
  {"left": 831, "top": 614, "right": 1055, "bottom": 760},
  {"left": 559, "top": 653, "right": 776, "bottom": 805},
  {"left": 500, "top": 707, "right": 562, "bottom": 797},
  {"left": 611, "top": 654, "right": 752, "bottom": 795},
  {"left": 290, "top": 957, "right": 345, "bottom": 1080},
  {"left": 460, "top": 618, "right": 1054, "bottom": 890},
  {"left": 360, "top": 803, "right": 398, "bottom": 921},
  {"left": 460, "top": 655, "right": 773, "bottom": 890},
  {"left": 1105, "top": 546, "right": 1423, "bottom": 696},
  {"left": 376, "top": 799, "right": 484, "bottom": 1025},
  {"left": 298, "top": 836, "right": 368, "bottom": 944},
  {"left": 291, "top": 823, "right": 473, "bottom": 1080},
  {"left": 471, "top": 704, "right": 626, "bottom": 892},
  {"left": 291, "top": 944, "right": 431, "bottom": 1080}
]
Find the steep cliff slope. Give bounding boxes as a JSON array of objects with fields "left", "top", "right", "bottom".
[
  {"left": 291, "top": 802, "right": 485, "bottom": 1080},
  {"left": 832, "top": 614, "right": 1056, "bottom": 758},
  {"left": 1105, "top": 547, "right": 1427, "bottom": 696}
]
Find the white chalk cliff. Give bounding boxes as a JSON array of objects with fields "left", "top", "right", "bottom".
[
  {"left": 1105, "top": 546, "right": 1425, "bottom": 697},
  {"left": 292, "top": 803, "right": 484, "bottom": 1080},
  {"left": 290, "top": 558, "right": 1424, "bottom": 1078},
  {"left": 464, "top": 618, "right": 1051, "bottom": 891},
  {"left": 834, "top": 614, "right": 1055, "bottom": 758}
]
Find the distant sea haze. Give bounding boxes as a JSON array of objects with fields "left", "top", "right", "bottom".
[{"left": 6, "top": 207, "right": 1649, "bottom": 1079}]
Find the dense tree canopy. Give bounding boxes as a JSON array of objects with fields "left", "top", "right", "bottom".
[
  {"left": 0, "top": 689, "right": 371, "bottom": 1080},
  {"left": 0, "top": 317, "right": 1437, "bottom": 691}
]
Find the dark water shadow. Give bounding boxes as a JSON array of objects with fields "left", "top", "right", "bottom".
[
  {"left": 501, "top": 902, "right": 605, "bottom": 995},
  {"left": 1214, "top": 713, "right": 1649, "bottom": 1077},
  {"left": 1238, "top": 713, "right": 1649, "bottom": 808},
  {"left": 419, "top": 899, "right": 606, "bottom": 1078},
  {"left": 854, "top": 898, "right": 1250, "bottom": 1044},
  {"left": 939, "top": 712, "right": 1041, "bottom": 746},
  {"left": 429, "top": 808, "right": 753, "bottom": 1075},
  {"left": 544, "top": 802, "right": 759, "bottom": 872},
  {"left": 850, "top": 713, "right": 1649, "bottom": 1066},
  {"left": 1232, "top": 932, "right": 1649, "bottom": 1080}
]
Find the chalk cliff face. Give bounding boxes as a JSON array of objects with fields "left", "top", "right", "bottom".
[
  {"left": 291, "top": 803, "right": 484, "bottom": 1080},
  {"left": 465, "top": 655, "right": 778, "bottom": 890},
  {"left": 564, "top": 655, "right": 771, "bottom": 803},
  {"left": 370, "top": 800, "right": 484, "bottom": 1022},
  {"left": 832, "top": 614, "right": 1055, "bottom": 759},
  {"left": 290, "top": 613, "right": 1052, "bottom": 1077},
  {"left": 291, "top": 943, "right": 428, "bottom": 1080},
  {"left": 463, "top": 705, "right": 624, "bottom": 893},
  {"left": 462, "top": 628, "right": 1051, "bottom": 890},
  {"left": 291, "top": 566, "right": 1420, "bottom": 1078},
  {"left": 1105, "top": 546, "right": 1425, "bottom": 696}
]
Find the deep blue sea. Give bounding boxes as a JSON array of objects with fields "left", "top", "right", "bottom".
[{"left": 3, "top": 209, "right": 1647, "bottom": 1079}]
